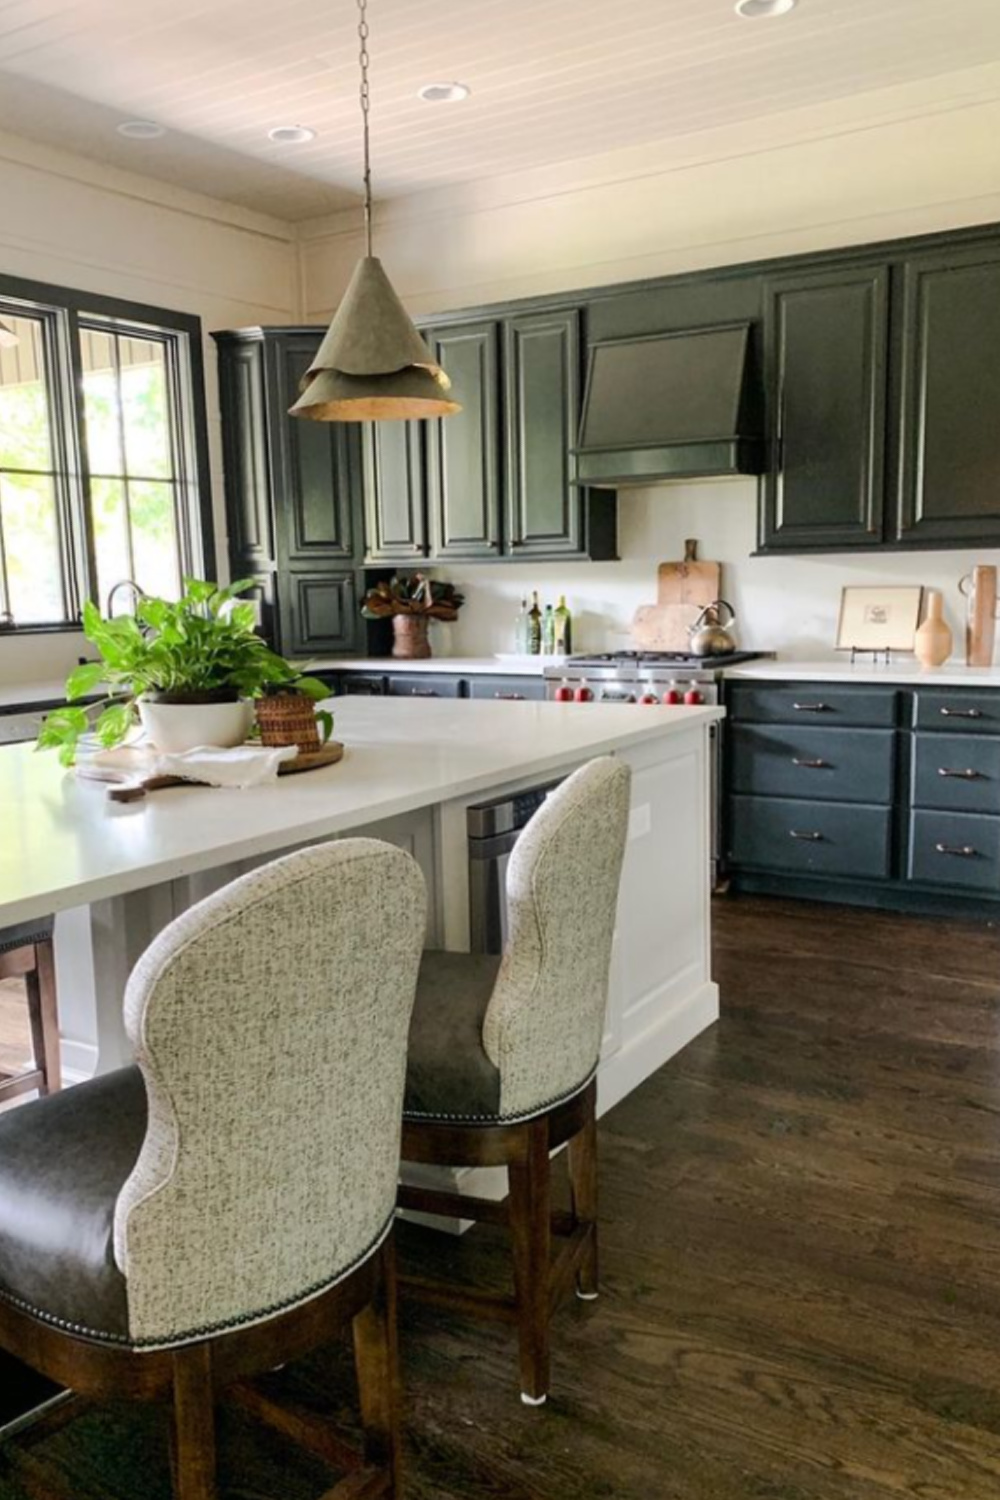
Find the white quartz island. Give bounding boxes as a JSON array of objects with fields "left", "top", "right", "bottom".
[{"left": 0, "top": 697, "right": 721, "bottom": 1123}]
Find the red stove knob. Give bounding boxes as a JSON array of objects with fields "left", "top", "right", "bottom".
[
  {"left": 662, "top": 688, "right": 681, "bottom": 705},
  {"left": 574, "top": 683, "right": 594, "bottom": 703},
  {"left": 554, "top": 682, "right": 573, "bottom": 702},
  {"left": 684, "top": 687, "right": 705, "bottom": 705},
  {"left": 639, "top": 692, "right": 659, "bottom": 704}
]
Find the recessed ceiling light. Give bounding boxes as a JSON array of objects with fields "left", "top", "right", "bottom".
[
  {"left": 417, "top": 82, "right": 471, "bottom": 104},
  {"left": 267, "top": 124, "right": 317, "bottom": 144},
  {"left": 735, "top": 0, "right": 797, "bottom": 16},
  {"left": 116, "top": 119, "right": 166, "bottom": 140}
]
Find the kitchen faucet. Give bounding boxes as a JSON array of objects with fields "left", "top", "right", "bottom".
[{"left": 105, "top": 578, "right": 147, "bottom": 618}]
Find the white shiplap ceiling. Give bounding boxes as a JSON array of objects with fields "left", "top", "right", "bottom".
[{"left": 1, "top": 0, "right": 999, "bottom": 221}]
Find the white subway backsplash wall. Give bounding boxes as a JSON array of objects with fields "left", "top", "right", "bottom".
[{"left": 431, "top": 479, "right": 1000, "bottom": 663}]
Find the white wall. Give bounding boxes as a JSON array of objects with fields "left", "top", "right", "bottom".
[
  {"left": 301, "top": 63, "right": 1000, "bottom": 665},
  {"left": 432, "top": 480, "right": 999, "bottom": 665},
  {"left": 0, "top": 131, "right": 299, "bottom": 687}
]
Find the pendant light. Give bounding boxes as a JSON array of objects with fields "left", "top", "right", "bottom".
[
  {"left": 0, "top": 321, "right": 18, "bottom": 349},
  {"left": 290, "top": 0, "right": 460, "bottom": 423}
]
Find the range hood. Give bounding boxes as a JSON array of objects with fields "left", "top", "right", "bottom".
[{"left": 575, "top": 322, "right": 764, "bottom": 487}]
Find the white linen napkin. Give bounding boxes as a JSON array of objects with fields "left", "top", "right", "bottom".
[{"left": 148, "top": 744, "right": 299, "bottom": 788}]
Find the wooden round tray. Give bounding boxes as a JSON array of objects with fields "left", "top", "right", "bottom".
[{"left": 277, "top": 741, "right": 344, "bottom": 774}]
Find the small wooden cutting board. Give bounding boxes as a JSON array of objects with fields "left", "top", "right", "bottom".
[
  {"left": 632, "top": 540, "right": 721, "bottom": 652},
  {"left": 657, "top": 539, "right": 721, "bottom": 608}
]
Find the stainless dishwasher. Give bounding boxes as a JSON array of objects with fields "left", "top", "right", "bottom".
[{"left": 467, "top": 779, "right": 563, "bottom": 954}]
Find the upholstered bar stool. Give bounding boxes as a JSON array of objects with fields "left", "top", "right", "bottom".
[
  {"left": 0, "top": 919, "right": 60, "bottom": 1104},
  {"left": 0, "top": 839, "right": 426, "bottom": 1500},
  {"left": 398, "top": 756, "right": 631, "bottom": 1405}
]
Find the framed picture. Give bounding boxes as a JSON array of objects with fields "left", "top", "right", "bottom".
[{"left": 836, "top": 586, "right": 924, "bottom": 653}]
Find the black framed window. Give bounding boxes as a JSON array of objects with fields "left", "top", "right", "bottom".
[{"left": 0, "top": 277, "right": 213, "bottom": 630}]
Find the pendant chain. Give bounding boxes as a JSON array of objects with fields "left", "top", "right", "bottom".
[{"left": 357, "top": 0, "right": 373, "bottom": 256}]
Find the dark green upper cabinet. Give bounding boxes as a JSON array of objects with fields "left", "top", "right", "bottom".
[
  {"left": 425, "top": 321, "right": 503, "bottom": 559},
  {"left": 214, "top": 328, "right": 364, "bottom": 657},
  {"left": 760, "top": 265, "right": 888, "bottom": 552},
  {"left": 362, "top": 420, "right": 426, "bottom": 562},
  {"left": 265, "top": 333, "right": 358, "bottom": 566},
  {"left": 505, "top": 310, "right": 576, "bottom": 555},
  {"left": 504, "top": 309, "right": 616, "bottom": 560},
  {"left": 894, "top": 245, "right": 1000, "bottom": 547}
]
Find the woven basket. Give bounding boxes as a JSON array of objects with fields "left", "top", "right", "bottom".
[{"left": 255, "top": 692, "right": 321, "bottom": 753}]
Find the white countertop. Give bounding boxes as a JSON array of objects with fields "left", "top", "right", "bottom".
[
  {"left": 723, "top": 658, "right": 1000, "bottom": 687},
  {"left": 0, "top": 696, "right": 720, "bottom": 927},
  {"left": 312, "top": 655, "right": 558, "bottom": 677},
  {"left": 0, "top": 678, "right": 90, "bottom": 711}
]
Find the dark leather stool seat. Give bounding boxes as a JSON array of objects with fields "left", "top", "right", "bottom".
[
  {"left": 0, "top": 919, "right": 61, "bottom": 1103},
  {"left": 0, "top": 1067, "right": 146, "bottom": 1341},
  {"left": 0, "top": 919, "right": 53, "bottom": 955},
  {"left": 403, "top": 952, "right": 501, "bottom": 1121}
]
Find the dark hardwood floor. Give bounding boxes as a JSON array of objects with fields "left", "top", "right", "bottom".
[{"left": 3, "top": 895, "right": 1000, "bottom": 1498}]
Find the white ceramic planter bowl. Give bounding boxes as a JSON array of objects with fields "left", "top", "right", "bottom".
[{"left": 138, "top": 698, "right": 254, "bottom": 754}]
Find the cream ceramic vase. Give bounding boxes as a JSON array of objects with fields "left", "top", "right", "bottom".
[
  {"left": 138, "top": 697, "right": 254, "bottom": 753},
  {"left": 914, "top": 590, "right": 953, "bottom": 669}
]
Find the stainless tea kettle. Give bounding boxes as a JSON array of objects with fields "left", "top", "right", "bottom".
[{"left": 689, "top": 599, "right": 737, "bottom": 657}]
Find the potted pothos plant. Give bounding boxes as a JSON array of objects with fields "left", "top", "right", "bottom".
[{"left": 38, "top": 577, "right": 333, "bottom": 765}]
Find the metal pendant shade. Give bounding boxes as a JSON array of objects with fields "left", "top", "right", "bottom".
[
  {"left": 290, "top": 256, "right": 460, "bottom": 421},
  {"left": 0, "top": 321, "right": 18, "bottom": 349},
  {"left": 290, "top": 0, "right": 460, "bottom": 423}
]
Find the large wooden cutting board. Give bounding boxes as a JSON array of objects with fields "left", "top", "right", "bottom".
[{"left": 632, "top": 540, "right": 721, "bottom": 652}]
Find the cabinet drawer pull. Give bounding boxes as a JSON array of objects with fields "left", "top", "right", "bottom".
[
  {"left": 495, "top": 692, "right": 525, "bottom": 701},
  {"left": 940, "top": 707, "right": 983, "bottom": 719},
  {"left": 935, "top": 842, "right": 979, "bottom": 858},
  {"left": 937, "top": 767, "right": 985, "bottom": 780},
  {"left": 789, "top": 830, "right": 824, "bottom": 842},
  {"left": 792, "top": 702, "right": 830, "bottom": 713},
  {"left": 791, "top": 757, "right": 829, "bottom": 769}
]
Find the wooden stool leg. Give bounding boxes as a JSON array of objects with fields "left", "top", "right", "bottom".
[
  {"left": 508, "top": 1118, "right": 552, "bottom": 1406},
  {"left": 171, "top": 1344, "right": 217, "bottom": 1500},
  {"left": 26, "top": 940, "right": 61, "bottom": 1095},
  {"left": 352, "top": 1238, "right": 403, "bottom": 1498},
  {"left": 567, "top": 1086, "right": 599, "bottom": 1300}
]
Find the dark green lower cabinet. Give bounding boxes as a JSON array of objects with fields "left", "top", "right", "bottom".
[
  {"left": 909, "top": 811, "right": 1000, "bottom": 892},
  {"left": 729, "top": 724, "right": 895, "bottom": 804},
  {"left": 725, "top": 681, "right": 1000, "bottom": 909},
  {"left": 728, "top": 794, "right": 892, "bottom": 879}
]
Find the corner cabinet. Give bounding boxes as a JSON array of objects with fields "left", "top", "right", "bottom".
[
  {"left": 214, "top": 328, "right": 364, "bottom": 656},
  {"left": 893, "top": 244, "right": 1000, "bottom": 547},
  {"left": 759, "top": 265, "right": 888, "bottom": 552}
]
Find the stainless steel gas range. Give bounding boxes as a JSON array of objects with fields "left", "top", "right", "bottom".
[
  {"left": 543, "top": 650, "right": 772, "bottom": 885},
  {"left": 542, "top": 650, "right": 769, "bottom": 706}
]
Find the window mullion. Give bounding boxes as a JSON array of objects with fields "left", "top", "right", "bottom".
[{"left": 64, "top": 305, "right": 97, "bottom": 620}]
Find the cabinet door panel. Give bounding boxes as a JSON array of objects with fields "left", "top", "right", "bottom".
[
  {"left": 426, "top": 323, "right": 502, "bottom": 559},
  {"left": 218, "top": 339, "right": 273, "bottom": 566},
  {"left": 268, "top": 335, "right": 357, "bottom": 563},
  {"left": 761, "top": 267, "right": 887, "bottom": 550},
  {"left": 280, "top": 571, "right": 358, "bottom": 656},
  {"left": 363, "top": 421, "right": 426, "bottom": 561},
  {"left": 505, "top": 310, "right": 581, "bottom": 556},
  {"left": 895, "top": 247, "right": 1000, "bottom": 545}
]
